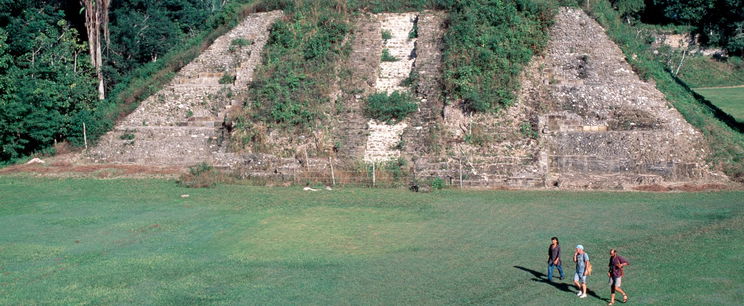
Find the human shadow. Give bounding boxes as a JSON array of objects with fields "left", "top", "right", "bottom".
[{"left": 513, "top": 265, "right": 608, "bottom": 302}]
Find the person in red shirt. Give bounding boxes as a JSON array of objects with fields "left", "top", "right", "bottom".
[{"left": 607, "top": 248, "right": 630, "bottom": 305}]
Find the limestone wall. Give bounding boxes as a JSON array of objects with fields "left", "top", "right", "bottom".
[{"left": 334, "top": 15, "right": 382, "bottom": 160}]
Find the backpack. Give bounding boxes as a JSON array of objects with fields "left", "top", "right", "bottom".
[{"left": 585, "top": 253, "right": 593, "bottom": 275}]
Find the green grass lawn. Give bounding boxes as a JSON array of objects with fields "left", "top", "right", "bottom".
[
  {"left": 1, "top": 177, "right": 743, "bottom": 304},
  {"left": 693, "top": 87, "right": 744, "bottom": 123}
]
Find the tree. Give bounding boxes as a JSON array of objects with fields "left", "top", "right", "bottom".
[
  {"left": 612, "top": 0, "right": 645, "bottom": 23},
  {"left": 80, "top": 0, "right": 110, "bottom": 100},
  {"left": 0, "top": 3, "right": 98, "bottom": 161},
  {"left": 645, "top": 0, "right": 744, "bottom": 56}
]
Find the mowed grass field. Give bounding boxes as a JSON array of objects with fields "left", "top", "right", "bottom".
[
  {"left": 1, "top": 177, "right": 743, "bottom": 305},
  {"left": 694, "top": 86, "right": 744, "bottom": 123}
]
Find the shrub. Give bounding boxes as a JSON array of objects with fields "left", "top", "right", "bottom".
[
  {"left": 119, "top": 132, "right": 135, "bottom": 140},
  {"left": 430, "top": 177, "right": 445, "bottom": 190},
  {"left": 384, "top": 157, "right": 408, "bottom": 181},
  {"left": 381, "top": 30, "right": 393, "bottom": 41},
  {"left": 231, "top": 38, "right": 253, "bottom": 47},
  {"left": 381, "top": 49, "right": 398, "bottom": 62},
  {"left": 520, "top": 122, "right": 538, "bottom": 139},
  {"left": 178, "top": 162, "right": 219, "bottom": 188},
  {"left": 219, "top": 74, "right": 236, "bottom": 84},
  {"left": 366, "top": 91, "right": 418, "bottom": 123}
]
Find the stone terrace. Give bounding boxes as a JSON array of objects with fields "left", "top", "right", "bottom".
[
  {"left": 88, "top": 11, "right": 283, "bottom": 166},
  {"left": 536, "top": 8, "right": 721, "bottom": 188}
]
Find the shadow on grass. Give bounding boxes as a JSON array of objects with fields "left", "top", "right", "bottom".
[
  {"left": 672, "top": 73, "right": 744, "bottom": 132},
  {"left": 513, "top": 265, "right": 607, "bottom": 302}
]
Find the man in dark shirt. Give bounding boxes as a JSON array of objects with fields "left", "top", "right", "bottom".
[
  {"left": 607, "top": 249, "right": 630, "bottom": 305},
  {"left": 547, "top": 237, "right": 564, "bottom": 281}
]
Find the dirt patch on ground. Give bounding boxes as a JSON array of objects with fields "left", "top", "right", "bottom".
[
  {"left": 0, "top": 154, "right": 183, "bottom": 178},
  {"left": 633, "top": 183, "right": 734, "bottom": 192}
]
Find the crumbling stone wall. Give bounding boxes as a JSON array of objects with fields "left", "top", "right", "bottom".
[
  {"left": 401, "top": 11, "right": 447, "bottom": 158},
  {"left": 419, "top": 7, "right": 725, "bottom": 189}
]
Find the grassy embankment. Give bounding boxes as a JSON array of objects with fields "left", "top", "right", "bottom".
[
  {"left": 1, "top": 176, "right": 742, "bottom": 304},
  {"left": 676, "top": 56, "right": 744, "bottom": 123}
]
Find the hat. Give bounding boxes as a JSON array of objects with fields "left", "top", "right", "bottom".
[{"left": 576, "top": 244, "right": 584, "bottom": 250}]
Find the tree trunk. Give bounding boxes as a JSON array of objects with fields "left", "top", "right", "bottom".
[
  {"left": 81, "top": 0, "right": 108, "bottom": 100},
  {"left": 102, "top": 0, "right": 110, "bottom": 50}
]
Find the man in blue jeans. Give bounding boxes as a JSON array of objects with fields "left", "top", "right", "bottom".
[{"left": 547, "top": 237, "right": 564, "bottom": 282}]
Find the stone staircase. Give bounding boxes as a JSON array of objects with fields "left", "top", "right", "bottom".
[
  {"left": 364, "top": 13, "right": 419, "bottom": 163},
  {"left": 88, "top": 11, "right": 283, "bottom": 165},
  {"left": 335, "top": 16, "right": 382, "bottom": 160}
]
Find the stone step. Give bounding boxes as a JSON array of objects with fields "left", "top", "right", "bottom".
[
  {"left": 544, "top": 130, "right": 701, "bottom": 160},
  {"left": 363, "top": 13, "right": 419, "bottom": 162},
  {"left": 547, "top": 155, "right": 706, "bottom": 180},
  {"left": 89, "top": 126, "right": 222, "bottom": 165}
]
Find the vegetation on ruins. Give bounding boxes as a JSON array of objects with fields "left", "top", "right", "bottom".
[
  {"left": 0, "top": 0, "right": 561, "bottom": 162},
  {"left": 177, "top": 161, "right": 224, "bottom": 188},
  {"left": 218, "top": 74, "right": 236, "bottom": 84},
  {"left": 243, "top": 0, "right": 350, "bottom": 129},
  {"left": 441, "top": 0, "right": 558, "bottom": 112},
  {"left": 380, "top": 48, "right": 399, "bottom": 62},
  {"left": 365, "top": 91, "right": 418, "bottom": 123},
  {"left": 381, "top": 29, "right": 393, "bottom": 41},
  {"left": 1, "top": 0, "right": 741, "bottom": 186}
]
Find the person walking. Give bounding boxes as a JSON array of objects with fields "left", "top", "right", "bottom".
[
  {"left": 607, "top": 248, "right": 630, "bottom": 305},
  {"left": 547, "top": 237, "right": 564, "bottom": 282},
  {"left": 573, "top": 245, "right": 590, "bottom": 298}
]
